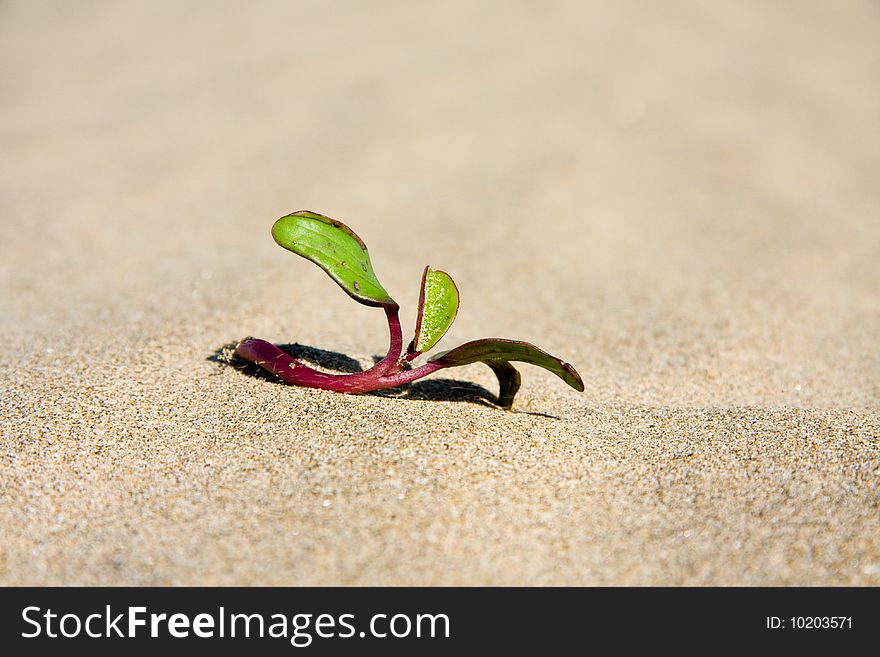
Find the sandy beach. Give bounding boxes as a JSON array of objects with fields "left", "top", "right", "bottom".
[{"left": 1, "top": 1, "right": 878, "bottom": 585}]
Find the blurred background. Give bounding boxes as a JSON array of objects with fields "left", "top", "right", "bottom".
[{"left": 2, "top": 0, "right": 878, "bottom": 408}]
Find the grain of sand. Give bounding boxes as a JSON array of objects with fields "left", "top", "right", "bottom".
[{"left": 1, "top": 1, "right": 878, "bottom": 585}]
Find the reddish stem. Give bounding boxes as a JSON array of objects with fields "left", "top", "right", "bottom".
[
  {"left": 235, "top": 337, "right": 443, "bottom": 393},
  {"left": 368, "top": 306, "right": 404, "bottom": 376},
  {"left": 234, "top": 304, "right": 443, "bottom": 393}
]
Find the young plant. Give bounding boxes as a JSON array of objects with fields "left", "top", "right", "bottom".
[{"left": 235, "top": 211, "right": 584, "bottom": 408}]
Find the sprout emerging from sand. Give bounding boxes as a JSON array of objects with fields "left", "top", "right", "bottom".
[{"left": 235, "top": 211, "right": 584, "bottom": 409}]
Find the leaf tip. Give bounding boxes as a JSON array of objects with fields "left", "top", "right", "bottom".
[{"left": 562, "top": 361, "right": 585, "bottom": 392}]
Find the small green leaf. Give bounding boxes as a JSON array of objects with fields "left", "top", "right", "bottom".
[
  {"left": 430, "top": 338, "right": 584, "bottom": 391},
  {"left": 272, "top": 210, "right": 397, "bottom": 308},
  {"left": 410, "top": 266, "right": 459, "bottom": 354}
]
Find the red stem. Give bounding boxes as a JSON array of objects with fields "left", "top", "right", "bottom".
[
  {"left": 235, "top": 337, "right": 443, "bottom": 393},
  {"left": 367, "top": 306, "right": 404, "bottom": 376},
  {"left": 234, "top": 304, "right": 438, "bottom": 393}
]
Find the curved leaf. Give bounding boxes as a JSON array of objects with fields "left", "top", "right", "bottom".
[
  {"left": 409, "top": 266, "right": 460, "bottom": 354},
  {"left": 485, "top": 360, "right": 522, "bottom": 409},
  {"left": 272, "top": 210, "right": 397, "bottom": 308},
  {"left": 430, "top": 338, "right": 584, "bottom": 391}
]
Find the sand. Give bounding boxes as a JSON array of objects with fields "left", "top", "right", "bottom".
[{"left": 1, "top": 1, "right": 878, "bottom": 585}]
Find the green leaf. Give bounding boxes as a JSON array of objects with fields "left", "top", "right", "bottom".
[
  {"left": 409, "top": 266, "right": 460, "bottom": 354},
  {"left": 430, "top": 338, "right": 584, "bottom": 391},
  {"left": 272, "top": 210, "right": 397, "bottom": 308}
]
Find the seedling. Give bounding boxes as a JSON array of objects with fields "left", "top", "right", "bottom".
[{"left": 235, "top": 211, "right": 584, "bottom": 408}]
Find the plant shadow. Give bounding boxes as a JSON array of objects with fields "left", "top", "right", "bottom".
[
  {"left": 367, "top": 377, "right": 497, "bottom": 407},
  {"left": 209, "top": 341, "right": 561, "bottom": 415}
]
